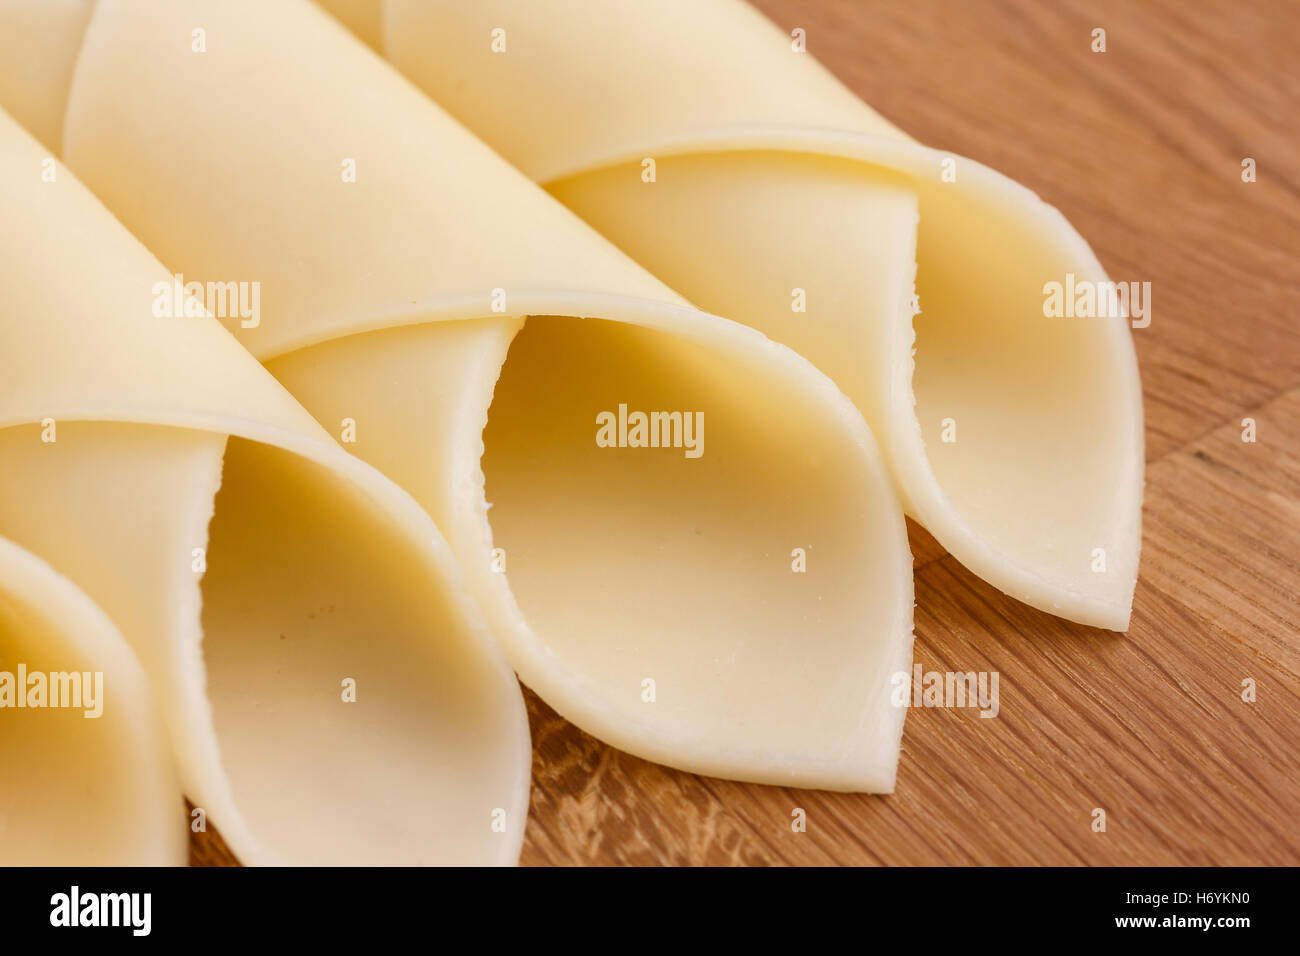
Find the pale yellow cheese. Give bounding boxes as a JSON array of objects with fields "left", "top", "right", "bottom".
[
  {"left": 0, "top": 108, "right": 531, "bottom": 864},
  {"left": 0, "top": 0, "right": 915, "bottom": 793},
  {"left": 326, "top": 0, "right": 1146, "bottom": 631},
  {"left": 0, "top": 535, "right": 185, "bottom": 865}
]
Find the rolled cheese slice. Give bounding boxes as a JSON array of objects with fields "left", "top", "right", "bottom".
[
  {"left": 0, "top": 535, "right": 186, "bottom": 865},
  {"left": 0, "top": 0, "right": 914, "bottom": 791},
  {"left": 323, "top": 0, "right": 1146, "bottom": 631},
  {"left": 0, "top": 107, "right": 530, "bottom": 865}
]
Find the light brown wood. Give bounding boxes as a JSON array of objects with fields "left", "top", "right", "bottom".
[{"left": 193, "top": 0, "right": 1300, "bottom": 865}]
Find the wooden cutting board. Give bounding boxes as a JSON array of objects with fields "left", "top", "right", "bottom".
[{"left": 192, "top": 0, "right": 1300, "bottom": 866}]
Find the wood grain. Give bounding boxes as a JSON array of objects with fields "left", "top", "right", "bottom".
[{"left": 193, "top": 0, "right": 1300, "bottom": 865}]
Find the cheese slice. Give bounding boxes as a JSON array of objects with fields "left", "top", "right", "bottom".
[
  {"left": 324, "top": 0, "right": 1146, "bottom": 631},
  {"left": 0, "top": 535, "right": 185, "bottom": 865},
  {"left": 0, "top": 107, "right": 531, "bottom": 865},
  {"left": 0, "top": 0, "right": 915, "bottom": 792}
]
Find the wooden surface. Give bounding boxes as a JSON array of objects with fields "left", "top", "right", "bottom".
[{"left": 194, "top": 0, "right": 1300, "bottom": 866}]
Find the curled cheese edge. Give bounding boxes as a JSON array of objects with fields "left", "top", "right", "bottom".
[
  {"left": 0, "top": 0, "right": 916, "bottom": 792},
  {"left": 0, "top": 106, "right": 531, "bottom": 865},
  {"left": 0, "top": 535, "right": 186, "bottom": 865},
  {"left": 333, "top": 0, "right": 1146, "bottom": 632}
]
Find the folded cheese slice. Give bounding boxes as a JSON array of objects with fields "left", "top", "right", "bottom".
[
  {"left": 0, "top": 0, "right": 914, "bottom": 791},
  {"left": 0, "top": 107, "right": 530, "bottom": 865},
  {"left": 325, "top": 0, "right": 1146, "bottom": 631},
  {"left": 0, "top": 535, "right": 185, "bottom": 865}
]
